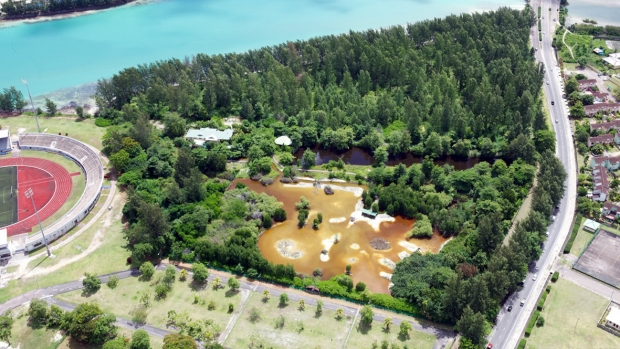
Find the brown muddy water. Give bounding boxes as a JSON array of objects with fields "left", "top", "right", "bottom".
[{"left": 232, "top": 176, "right": 448, "bottom": 294}]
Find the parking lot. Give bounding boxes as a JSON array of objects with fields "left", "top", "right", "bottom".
[{"left": 574, "top": 229, "right": 620, "bottom": 287}]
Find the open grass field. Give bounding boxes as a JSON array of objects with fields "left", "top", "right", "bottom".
[
  {"left": 0, "top": 115, "right": 105, "bottom": 150},
  {"left": 525, "top": 278, "right": 620, "bottom": 349},
  {"left": 224, "top": 292, "right": 355, "bottom": 349},
  {"left": 56, "top": 273, "right": 243, "bottom": 331},
  {"left": 345, "top": 317, "right": 436, "bottom": 349},
  {"left": 0, "top": 192, "right": 129, "bottom": 304},
  {"left": 0, "top": 165, "right": 17, "bottom": 227}
]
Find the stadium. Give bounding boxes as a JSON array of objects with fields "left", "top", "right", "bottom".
[{"left": 0, "top": 133, "right": 103, "bottom": 260}]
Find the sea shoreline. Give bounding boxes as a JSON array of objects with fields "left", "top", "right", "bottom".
[{"left": 0, "top": 0, "right": 155, "bottom": 27}]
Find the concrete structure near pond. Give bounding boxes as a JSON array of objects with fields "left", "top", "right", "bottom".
[{"left": 606, "top": 305, "right": 620, "bottom": 331}]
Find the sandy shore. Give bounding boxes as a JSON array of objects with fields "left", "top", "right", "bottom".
[
  {"left": 0, "top": 0, "right": 154, "bottom": 27},
  {"left": 329, "top": 217, "right": 346, "bottom": 223},
  {"left": 347, "top": 200, "right": 395, "bottom": 231},
  {"left": 283, "top": 181, "right": 364, "bottom": 197},
  {"left": 276, "top": 239, "right": 303, "bottom": 259}
]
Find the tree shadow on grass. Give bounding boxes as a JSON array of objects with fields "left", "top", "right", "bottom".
[
  {"left": 189, "top": 281, "right": 206, "bottom": 292},
  {"left": 313, "top": 310, "right": 323, "bottom": 319},
  {"left": 277, "top": 302, "right": 289, "bottom": 309},
  {"left": 225, "top": 289, "right": 239, "bottom": 298},
  {"left": 356, "top": 322, "right": 372, "bottom": 335}
]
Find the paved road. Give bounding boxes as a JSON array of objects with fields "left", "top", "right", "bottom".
[
  {"left": 487, "top": 1, "right": 578, "bottom": 348},
  {"left": 1, "top": 264, "right": 456, "bottom": 348}
]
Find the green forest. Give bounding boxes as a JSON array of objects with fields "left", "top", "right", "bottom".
[
  {"left": 79, "top": 7, "right": 565, "bottom": 346},
  {"left": 0, "top": 0, "right": 133, "bottom": 17}
]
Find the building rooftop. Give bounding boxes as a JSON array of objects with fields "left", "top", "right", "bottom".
[
  {"left": 0, "top": 130, "right": 8, "bottom": 138},
  {"left": 607, "top": 305, "right": 620, "bottom": 326},
  {"left": 584, "top": 219, "right": 600, "bottom": 231},
  {"left": 589, "top": 134, "right": 614, "bottom": 143},
  {"left": 185, "top": 128, "right": 233, "bottom": 142},
  {"left": 578, "top": 79, "right": 598, "bottom": 85},
  {"left": 361, "top": 209, "right": 377, "bottom": 218},
  {"left": 0, "top": 229, "right": 7, "bottom": 248}
]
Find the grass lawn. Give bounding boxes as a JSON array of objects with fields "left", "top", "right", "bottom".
[
  {"left": 569, "top": 216, "right": 592, "bottom": 256},
  {"left": 526, "top": 278, "right": 620, "bottom": 349},
  {"left": 0, "top": 115, "right": 105, "bottom": 150},
  {"left": 225, "top": 292, "right": 355, "bottom": 349},
  {"left": 8, "top": 305, "right": 62, "bottom": 349},
  {"left": 345, "top": 317, "right": 436, "bottom": 349},
  {"left": 0, "top": 193, "right": 130, "bottom": 304},
  {"left": 56, "top": 273, "right": 242, "bottom": 331}
]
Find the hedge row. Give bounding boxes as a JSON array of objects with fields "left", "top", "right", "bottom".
[
  {"left": 564, "top": 213, "right": 584, "bottom": 253},
  {"left": 538, "top": 20, "right": 542, "bottom": 32},
  {"left": 551, "top": 271, "right": 559, "bottom": 282},
  {"left": 518, "top": 339, "right": 527, "bottom": 349},
  {"left": 537, "top": 290, "right": 550, "bottom": 311},
  {"left": 525, "top": 310, "right": 541, "bottom": 337},
  {"left": 538, "top": 6, "right": 541, "bottom": 18}
]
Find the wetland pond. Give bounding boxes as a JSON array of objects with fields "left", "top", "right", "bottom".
[{"left": 232, "top": 176, "right": 449, "bottom": 294}]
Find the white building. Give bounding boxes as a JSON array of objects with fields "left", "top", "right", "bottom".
[
  {"left": 606, "top": 305, "right": 620, "bottom": 331},
  {"left": 0, "top": 228, "right": 14, "bottom": 261},
  {"left": 185, "top": 128, "right": 233, "bottom": 146},
  {"left": 0, "top": 129, "right": 11, "bottom": 155},
  {"left": 604, "top": 53, "right": 620, "bottom": 69}
]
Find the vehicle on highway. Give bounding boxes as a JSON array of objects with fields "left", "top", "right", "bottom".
[
  {"left": 533, "top": 274, "right": 538, "bottom": 281},
  {"left": 552, "top": 215, "right": 556, "bottom": 222},
  {"left": 486, "top": 344, "right": 493, "bottom": 349},
  {"left": 551, "top": 101, "right": 554, "bottom": 105},
  {"left": 520, "top": 299, "right": 526, "bottom": 306},
  {"left": 546, "top": 80, "right": 549, "bottom": 85},
  {"left": 555, "top": 119, "right": 558, "bottom": 123},
  {"left": 305, "top": 285, "right": 320, "bottom": 294},
  {"left": 507, "top": 305, "right": 513, "bottom": 312},
  {"left": 545, "top": 231, "right": 549, "bottom": 237}
]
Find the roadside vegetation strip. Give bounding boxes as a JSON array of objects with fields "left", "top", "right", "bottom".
[{"left": 563, "top": 213, "right": 584, "bottom": 253}]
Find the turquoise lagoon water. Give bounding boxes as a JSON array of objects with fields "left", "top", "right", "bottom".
[
  {"left": 0, "top": 0, "right": 522, "bottom": 97},
  {"left": 565, "top": 0, "right": 620, "bottom": 27}
]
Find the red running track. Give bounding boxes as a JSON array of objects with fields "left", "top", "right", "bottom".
[{"left": 0, "top": 158, "right": 72, "bottom": 236}]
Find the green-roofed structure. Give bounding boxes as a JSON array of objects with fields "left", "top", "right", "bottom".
[{"left": 362, "top": 209, "right": 377, "bottom": 219}]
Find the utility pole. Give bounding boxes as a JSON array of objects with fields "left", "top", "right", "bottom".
[
  {"left": 24, "top": 188, "right": 51, "bottom": 256},
  {"left": 21, "top": 79, "right": 41, "bottom": 133}
]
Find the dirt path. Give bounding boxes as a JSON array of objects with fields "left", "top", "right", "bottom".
[
  {"left": 562, "top": 29, "right": 575, "bottom": 60},
  {"left": 15, "top": 184, "right": 120, "bottom": 279}
]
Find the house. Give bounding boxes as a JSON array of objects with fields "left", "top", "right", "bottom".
[
  {"left": 605, "top": 305, "right": 620, "bottom": 331},
  {"left": 0, "top": 129, "right": 11, "bottom": 155},
  {"left": 585, "top": 103, "right": 620, "bottom": 116},
  {"left": 361, "top": 209, "right": 378, "bottom": 219},
  {"left": 591, "top": 92, "right": 610, "bottom": 103},
  {"left": 592, "top": 165, "right": 610, "bottom": 202},
  {"left": 583, "top": 219, "right": 601, "bottom": 232},
  {"left": 590, "top": 156, "right": 620, "bottom": 170},
  {"left": 588, "top": 134, "right": 614, "bottom": 147},
  {"left": 590, "top": 120, "right": 620, "bottom": 132},
  {"left": 602, "top": 202, "right": 620, "bottom": 220},
  {"left": 578, "top": 79, "right": 598, "bottom": 90},
  {"left": 604, "top": 53, "right": 620, "bottom": 69},
  {"left": 593, "top": 48, "right": 604, "bottom": 55},
  {"left": 0, "top": 229, "right": 14, "bottom": 261},
  {"left": 185, "top": 127, "right": 233, "bottom": 146}
]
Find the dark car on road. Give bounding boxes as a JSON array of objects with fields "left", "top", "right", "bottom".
[
  {"left": 507, "top": 305, "right": 513, "bottom": 312},
  {"left": 551, "top": 101, "right": 554, "bottom": 105},
  {"left": 305, "top": 286, "right": 320, "bottom": 294}
]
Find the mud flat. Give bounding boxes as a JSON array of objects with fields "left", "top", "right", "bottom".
[
  {"left": 276, "top": 240, "right": 303, "bottom": 259},
  {"left": 378, "top": 258, "right": 396, "bottom": 270},
  {"left": 329, "top": 217, "right": 347, "bottom": 223},
  {"left": 399, "top": 241, "right": 421, "bottom": 253}
]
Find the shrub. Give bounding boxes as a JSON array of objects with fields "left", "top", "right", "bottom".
[
  {"left": 355, "top": 282, "right": 367, "bottom": 292},
  {"left": 107, "top": 275, "right": 119, "bottom": 289},
  {"left": 313, "top": 268, "right": 323, "bottom": 277},
  {"left": 275, "top": 314, "right": 286, "bottom": 329},
  {"left": 140, "top": 262, "right": 155, "bottom": 279},
  {"left": 83, "top": 273, "right": 102, "bottom": 293},
  {"left": 536, "top": 315, "right": 545, "bottom": 327},
  {"left": 191, "top": 263, "right": 209, "bottom": 284},
  {"left": 551, "top": 271, "right": 559, "bottom": 282},
  {"left": 525, "top": 310, "right": 540, "bottom": 337},
  {"left": 546, "top": 285, "right": 552, "bottom": 292},
  {"left": 227, "top": 277, "right": 240, "bottom": 290},
  {"left": 518, "top": 339, "right": 527, "bottom": 349},
  {"left": 279, "top": 293, "right": 289, "bottom": 306},
  {"left": 208, "top": 300, "right": 216, "bottom": 310},
  {"left": 95, "top": 117, "right": 112, "bottom": 127},
  {"left": 228, "top": 303, "right": 234, "bottom": 313},
  {"left": 131, "top": 306, "right": 148, "bottom": 325}
]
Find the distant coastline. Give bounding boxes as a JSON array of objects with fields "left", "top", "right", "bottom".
[{"left": 0, "top": 0, "right": 153, "bottom": 24}]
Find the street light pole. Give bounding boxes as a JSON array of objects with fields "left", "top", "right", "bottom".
[
  {"left": 24, "top": 188, "right": 50, "bottom": 257},
  {"left": 21, "top": 79, "right": 41, "bottom": 133}
]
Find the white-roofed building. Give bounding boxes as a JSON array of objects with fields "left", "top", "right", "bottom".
[
  {"left": 0, "top": 129, "right": 11, "bottom": 155},
  {"left": 0, "top": 228, "right": 14, "bottom": 260},
  {"left": 604, "top": 53, "right": 620, "bottom": 69},
  {"left": 605, "top": 304, "right": 620, "bottom": 330},
  {"left": 185, "top": 128, "right": 233, "bottom": 146}
]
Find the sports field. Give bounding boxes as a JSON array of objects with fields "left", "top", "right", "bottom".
[{"left": 0, "top": 166, "right": 18, "bottom": 227}]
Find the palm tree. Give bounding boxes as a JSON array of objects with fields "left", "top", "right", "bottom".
[
  {"left": 335, "top": 308, "right": 344, "bottom": 320},
  {"left": 262, "top": 289, "right": 270, "bottom": 301},
  {"left": 383, "top": 318, "right": 393, "bottom": 331},
  {"left": 299, "top": 299, "right": 305, "bottom": 310}
]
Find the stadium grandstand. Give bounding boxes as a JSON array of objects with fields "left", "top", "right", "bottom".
[
  {"left": 0, "top": 129, "right": 11, "bottom": 155},
  {"left": 10, "top": 133, "right": 103, "bottom": 254}
]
